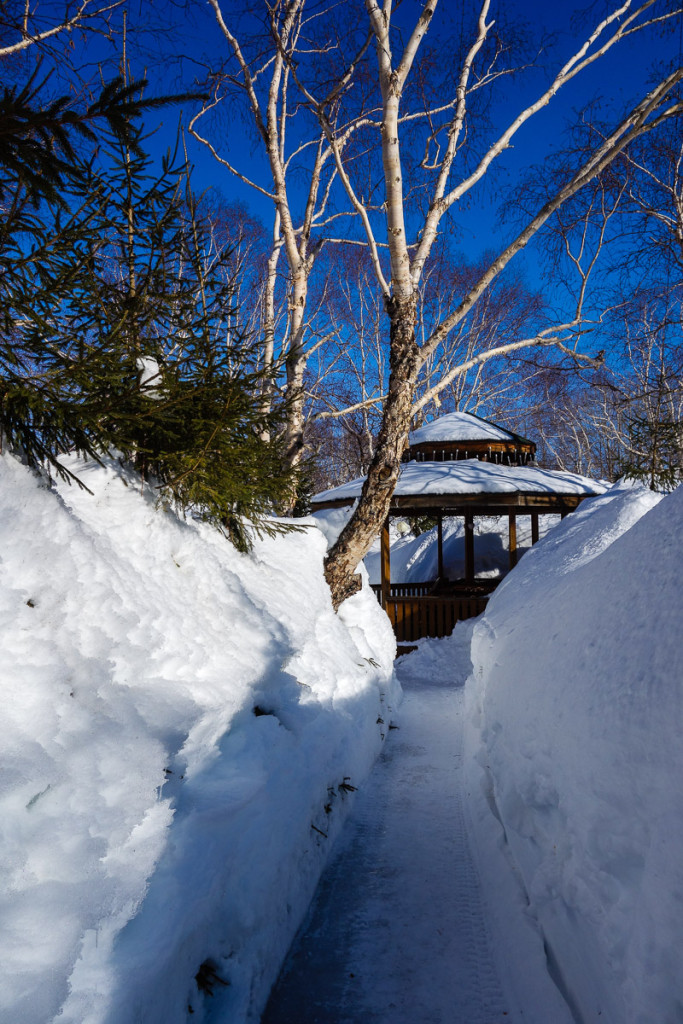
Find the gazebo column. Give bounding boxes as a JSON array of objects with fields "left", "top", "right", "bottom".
[
  {"left": 437, "top": 516, "right": 444, "bottom": 579},
  {"left": 531, "top": 512, "right": 539, "bottom": 545},
  {"left": 508, "top": 512, "right": 518, "bottom": 569},
  {"left": 380, "top": 517, "right": 391, "bottom": 609},
  {"left": 464, "top": 512, "right": 475, "bottom": 583}
]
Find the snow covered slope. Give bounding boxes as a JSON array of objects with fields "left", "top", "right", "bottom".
[
  {"left": 467, "top": 482, "right": 683, "bottom": 1023},
  {"left": 0, "top": 453, "right": 397, "bottom": 1024}
]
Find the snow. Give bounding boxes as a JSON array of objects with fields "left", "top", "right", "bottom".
[
  {"left": 0, "top": 451, "right": 397, "bottom": 1024},
  {"left": 465, "top": 480, "right": 683, "bottom": 1023},
  {"left": 136, "top": 355, "right": 163, "bottom": 396},
  {"left": 3, "top": 443, "right": 681, "bottom": 1024},
  {"left": 361, "top": 513, "right": 560, "bottom": 583},
  {"left": 409, "top": 410, "right": 521, "bottom": 443},
  {"left": 311, "top": 504, "right": 563, "bottom": 585},
  {"left": 312, "top": 457, "right": 605, "bottom": 504},
  {"left": 263, "top": 626, "right": 574, "bottom": 1024}
]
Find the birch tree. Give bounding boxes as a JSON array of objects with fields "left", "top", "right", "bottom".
[
  {"left": 318, "top": 0, "right": 683, "bottom": 606},
  {"left": 309, "top": 244, "right": 544, "bottom": 473},
  {"left": 525, "top": 297, "right": 683, "bottom": 487},
  {"left": 0, "top": 0, "right": 122, "bottom": 61},
  {"left": 185, "top": 0, "right": 682, "bottom": 606},
  {"left": 619, "top": 121, "right": 683, "bottom": 274},
  {"left": 189, "top": 1, "right": 372, "bottom": 467}
]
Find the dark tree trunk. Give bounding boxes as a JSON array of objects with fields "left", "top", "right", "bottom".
[{"left": 324, "top": 294, "right": 420, "bottom": 609}]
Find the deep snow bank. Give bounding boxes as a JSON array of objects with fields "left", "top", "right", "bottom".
[
  {"left": 467, "top": 482, "right": 683, "bottom": 1023},
  {"left": 0, "top": 453, "right": 397, "bottom": 1024}
]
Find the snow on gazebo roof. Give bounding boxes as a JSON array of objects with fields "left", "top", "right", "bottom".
[
  {"left": 311, "top": 458, "right": 605, "bottom": 506},
  {"left": 408, "top": 411, "right": 530, "bottom": 445}
]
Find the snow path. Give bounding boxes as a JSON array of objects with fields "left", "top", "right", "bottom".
[{"left": 260, "top": 676, "right": 515, "bottom": 1024}]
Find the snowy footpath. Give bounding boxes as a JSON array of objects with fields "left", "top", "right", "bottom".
[
  {"left": 261, "top": 651, "right": 570, "bottom": 1024},
  {"left": 3, "top": 450, "right": 680, "bottom": 1024},
  {"left": 265, "top": 482, "right": 683, "bottom": 1024}
]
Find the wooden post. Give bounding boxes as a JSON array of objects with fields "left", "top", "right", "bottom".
[
  {"left": 531, "top": 512, "right": 539, "bottom": 545},
  {"left": 508, "top": 512, "right": 518, "bottom": 569},
  {"left": 464, "top": 512, "right": 475, "bottom": 583},
  {"left": 381, "top": 517, "right": 391, "bottom": 609},
  {"left": 437, "top": 516, "right": 444, "bottom": 580}
]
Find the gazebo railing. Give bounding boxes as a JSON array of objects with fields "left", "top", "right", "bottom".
[
  {"left": 370, "top": 581, "right": 493, "bottom": 642},
  {"left": 370, "top": 581, "right": 433, "bottom": 598},
  {"left": 385, "top": 593, "right": 489, "bottom": 642}
]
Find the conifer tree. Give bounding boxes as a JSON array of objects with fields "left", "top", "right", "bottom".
[
  {"left": 620, "top": 411, "right": 683, "bottom": 491},
  {"left": 0, "top": 70, "right": 192, "bottom": 475},
  {"left": 0, "top": 74, "right": 298, "bottom": 549}
]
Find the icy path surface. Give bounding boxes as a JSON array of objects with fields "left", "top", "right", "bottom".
[{"left": 262, "top": 671, "right": 519, "bottom": 1024}]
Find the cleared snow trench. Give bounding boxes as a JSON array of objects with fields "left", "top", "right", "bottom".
[{"left": 260, "top": 652, "right": 571, "bottom": 1024}]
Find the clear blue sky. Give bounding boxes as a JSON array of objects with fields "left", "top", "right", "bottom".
[{"left": 101, "top": 0, "right": 679, "bottom": 324}]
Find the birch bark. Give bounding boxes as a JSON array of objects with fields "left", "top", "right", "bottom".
[
  {"left": 323, "top": 0, "right": 683, "bottom": 608},
  {"left": 187, "top": 0, "right": 681, "bottom": 599}
]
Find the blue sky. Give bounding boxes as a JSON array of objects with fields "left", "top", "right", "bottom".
[
  {"left": 130, "top": 4, "right": 675, "bottom": 226},
  {"left": 97, "top": 0, "right": 680, "bottom": 332}
]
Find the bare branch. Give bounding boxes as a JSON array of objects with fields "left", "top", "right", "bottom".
[
  {"left": 412, "top": 0, "right": 681, "bottom": 287},
  {"left": 0, "top": 0, "right": 123, "bottom": 59},
  {"left": 312, "top": 394, "right": 386, "bottom": 421},
  {"left": 411, "top": 0, "right": 492, "bottom": 281},
  {"left": 414, "top": 327, "right": 601, "bottom": 415},
  {"left": 188, "top": 98, "right": 277, "bottom": 201},
  {"left": 421, "top": 71, "right": 683, "bottom": 362}
]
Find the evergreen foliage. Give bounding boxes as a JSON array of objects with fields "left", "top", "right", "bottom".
[
  {"left": 0, "top": 73, "right": 297, "bottom": 549},
  {"left": 408, "top": 515, "right": 439, "bottom": 536},
  {"left": 620, "top": 412, "right": 683, "bottom": 492},
  {"left": 0, "top": 70, "right": 193, "bottom": 204}
]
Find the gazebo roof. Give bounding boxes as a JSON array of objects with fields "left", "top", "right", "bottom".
[
  {"left": 311, "top": 458, "right": 605, "bottom": 511},
  {"left": 408, "top": 411, "right": 531, "bottom": 445}
]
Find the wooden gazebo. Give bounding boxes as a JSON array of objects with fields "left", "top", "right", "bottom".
[
  {"left": 405, "top": 410, "right": 536, "bottom": 465},
  {"left": 312, "top": 413, "right": 605, "bottom": 643}
]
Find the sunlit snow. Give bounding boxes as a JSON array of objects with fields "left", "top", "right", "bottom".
[
  {"left": 1, "top": 451, "right": 681, "bottom": 1024},
  {"left": 0, "top": 452, "right": 397, "bottom": 1024}
]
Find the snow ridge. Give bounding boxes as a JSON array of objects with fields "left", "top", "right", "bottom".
[
  {"left": 0, "top": 452, "right": 398, "bottom": 1024},
  {"left": 466, "top": 482, "right": 683, "bottom": 1024}
]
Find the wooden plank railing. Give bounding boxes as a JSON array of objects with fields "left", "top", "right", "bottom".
[
  {"left": 370, "top": 581, "right": 433, "bottom": 598},
  {"left": 384, "top": 594, "right": 490, "bottom": 642},
  {"left": 369, "top": 580, "right": 493, "bottom": 641}
]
